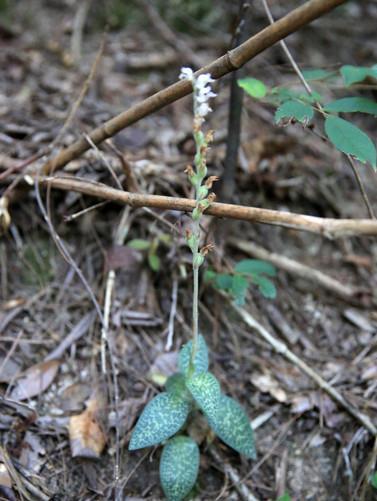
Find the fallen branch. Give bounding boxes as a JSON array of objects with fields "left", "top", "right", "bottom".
[
  {"left": 42, "top": 0, "right": 346, "bottom": 174},
  {"left": 231, "top": 301, "right": 377, "bottom": 436},
  {"left": 43, "top": 176, "right": 377, "bottom": 238}
]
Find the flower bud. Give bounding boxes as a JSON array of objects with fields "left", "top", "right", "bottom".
[
  {"left": 193, "top": 253, "right": 205, "bottom": 268},
  {"left": 198, "top": 186, "right": 208, "bottom": 199}
]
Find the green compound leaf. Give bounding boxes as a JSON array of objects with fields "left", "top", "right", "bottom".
[
  {"left": 275, "top": 100, "right": 314, "bottom": 124},
  {"left": 301, "top": 68, "right": 335, "bottom": 81},
  {"left": 252, "top": 274, "right": 277, "bottom": 299},
  {"left": 127, "top": 238, "right": 151, "bottom": 250},
  {"left": 178, "top": 334, "right": 209, "bottom": 376},
  {"left": 324, "top": 97, "right": 377, "bottom": 116},
  {"left": 324, "top": 116, "right": 377, "bottom": 170},
  {"left": 231, "top": 274, "right": 249, "bottom": 306},
  {"left": 186, "top": 372, "right": 221, "bottom": 418},
  {"left": 340, "top": 65, "right": 377, "bottom": 86},
  {"left": 238, "top": 77, "right": 267, "bottom": 99},
  {"left": 160, "top": 436, "right": 200, "bottom": 501},
  {"left": 129, "top": 392, "right": 190, "bottom": 450},
  {"left": 207, "top": 395, "right": 256, "bottom": 459},
  {"left": 235, "top": 259, "right": 276, "bottom": 277}
]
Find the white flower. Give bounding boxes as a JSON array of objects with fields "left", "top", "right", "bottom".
[
  {"left": 196, "top": 73, "right": 214, "bottom": 87},
  {"left": 197, "top": 102, "right": 212, "bottom": 117},
  {"left": 179, "top": 67, "right": 194, "bottom": 81}
]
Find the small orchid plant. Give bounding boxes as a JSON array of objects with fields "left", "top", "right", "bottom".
[{"left": 128, "top": 68, "right": 256, "bottom": 501}]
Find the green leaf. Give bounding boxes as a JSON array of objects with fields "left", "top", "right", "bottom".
[
  {"left": 275, "top": 100, "right": 314, "bottom": 124},
  {"left": 341, "top": 65, "right": 377, "bottom": 86},
  {"left": 214, "top": 273, "right": 233, "bottom": 290},
  {"left": 148, "top": 252, "right": 160, "bottom": 271},
  {"left": 235, "top": 259, "right": 276, "bottom": 277},
  {"left": 165, "top": 373, "right": 192, "bottom": 401},
  {"left": 277, "top": 493, "right": 292, "bottom": 501},
  {"left": 207, "top": 395, "right": 256, "bottom": 459},
  {"left": 160, "top": 436, "right": 200, "bottom": 501},
  {"left": 324, "top": 97, "right": 377, "bottom": 116},
  {"left": 270, "top": 87, "right": 300, "bottom": 104},
  {"left": 129, "top": 392, "right": 190, "bottom": 450},
  {"left": 301, "top": 68, "right": 335, "bottom": 81},
  {"left": 371, "top": 471, "right": 377, "bottom": 489},
  {"left": 231, "top": 274, "right": 248, "bottom": 306},
  {"left": 178, "top": 335, "right": 209, "bottom": 376},
  {"left": 186, "top": 372, "right": 221, "bottom": 418},
  {"left": 238, "top": 77, "right": 267, "bottom": 99},
  {"left": 324, "top": 116, "right": 377, "bottom": 169},
  {"left": 127, "top": 239, "right": 150, "bottom": 250},
  {"left": 252, "top": 274, "right": 277, "bottom": 299}
]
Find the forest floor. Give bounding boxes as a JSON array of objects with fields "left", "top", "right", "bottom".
[{"left": 1, "top": 1, "right": 377, "bottom": 500}]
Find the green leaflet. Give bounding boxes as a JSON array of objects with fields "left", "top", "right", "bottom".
[
  {"left": 238, "top": 77, "right": 267, "bottom": 99},
  {"left": 178, "top": 334, "right": 209, "bottom": 376},
  {"left": 160, "top": 436, "right": 200, "bottom": 501},
  {"left": 340, "top": 64, "right": 377, "bottom": 86},
  {"left": 129, "top": 392, "right": 190, "bottom": 450},
  {"left": 214, "top": 273, "right": 233, "bottom": 290},
  {"left": 324, "top": 116, "right": 377, "bottom": 170},
  {"left": 127, "top": 239, "right": 151, "bottom": 250},
  {"left": 231, "top": 274, "right": 248, "bottom": 306},
  {"left": 235, "top": 259, "right": 276, "bottom": 277},
  {"left": 371, "top": 471, "right": 377, "bottom": 489},
  {"left": 275, "top": 100, "right": 314, "bottom": 124},
  {"left": 208, "top": 395, "right": 256, "bottom": 459},
  {"left": 251, "top": 274, "right": 277, "bottom": 299},
  {"left": 186, "top": 372, "right": 221, "bottom": 418},
  {"left": 301, "top": 69, "right": 335, "bottom": 81},
  {"left": 324, "top": 97, "right": 377, "bottom": 116}
]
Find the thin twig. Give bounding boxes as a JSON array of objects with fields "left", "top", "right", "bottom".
[
  {"left": 231, "top": 299, "right": 377, "bottom": 435},
  {"left": 346, "top": 155, "right": 376, "bottom": 219},
  {"left": 42, "top": 176, "right": 377, "bottom": 238},
  {"left": 165, "top": 278, "right": 178, "bottom": 351},
  {"left": 42, "top": 0, "right": 346, "bottom": 174},
  {"left": 209, "top": 446, "right": 259, "bottom": 501}
]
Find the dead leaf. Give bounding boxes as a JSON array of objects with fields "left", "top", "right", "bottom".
[
  {"left": 0, "top": 357, "right": 22, "bottom": 383},
  {"left": 10, "top": 359, "right": 60, "bottom": 401},
  {"left": 148, "top": 351, "right": 178, "bottom": 386},
  {"left": 250, "top": 372, "right": 288, "bottom": 403},
  {"left": 59, "top": 382, "right": 92, "bottom": 412},
  {"left": 69, "top": 396, "right": 107, "bottom": 459},
  {"left": 19, "top": 431, "right": 46, "bottom": 473},
  {"left": 105, "top": 245, "right": 141, "bottom": 273}
]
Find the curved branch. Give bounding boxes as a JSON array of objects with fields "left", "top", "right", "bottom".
[{"left": 42, "top": 175, "right": 377, "bottom": 239}]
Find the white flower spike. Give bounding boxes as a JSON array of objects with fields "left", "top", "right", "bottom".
[{"left": 179, "top": 67, "right": 194, "bottom": 81}]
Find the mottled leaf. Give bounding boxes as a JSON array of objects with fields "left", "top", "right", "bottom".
[
  {"left": 324, "top": 116, "right": 377, "bottom": 169},
  {"left": 275, "top": 100, "right": 314, "bottom": 124},
  {"left": 207, "top": 395, "right": 256, "bottom": 459},
  {"left": 10, "top": 359, "right": 60, "bottom": 401},
  {"left": 178, "top": 335, "right": 209, "bottom": 376},
  {"left": 231, "top": 274, "right": 248, "bottom": 306},
  {"left": 186, "top": 372, "right": 221, "bottom": 418},
  {"left": 324, "top": 97, "right": 377, "bottom": 116},
  {"left": 160, "top": 436, "right": 199, "bottom": 501},
  {"left": 235, "top": 259, "right": 276, "bottom": 277},
  {"left": 129, "top": 392, "right": 190, "bottom": 450},
  {"left": 165, "top": 373, "right": 192, "bottom": 402},
  {"left": 238, "top": 77, "right": 267, "bottom": 99}
]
